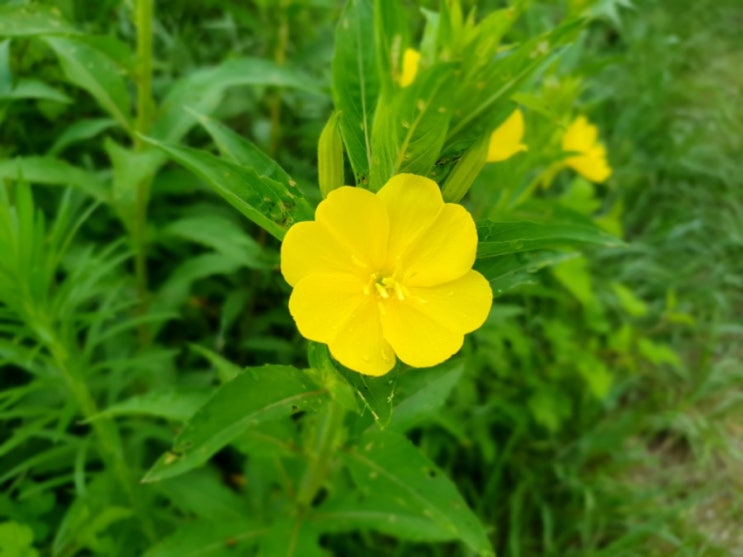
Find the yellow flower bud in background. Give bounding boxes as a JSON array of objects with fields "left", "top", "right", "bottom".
[
  {"left": 399, "top": 48, "right": 421, "bottom": 88},
  {"left": 487, "top": 109, "right": 528, "bottom": 162},
  {"left": 561, "top": 116, "right": 612, "bottom": 183},
  {"left": 317, "top": 111, "right": 345, "bottom": 198}
]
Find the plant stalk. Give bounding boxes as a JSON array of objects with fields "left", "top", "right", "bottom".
[
  {"left": 296, "top": 398, "right": 345, "bottom": 509},
  {"left": 132, "top": 0, "right": 155, "bottom": 342}
]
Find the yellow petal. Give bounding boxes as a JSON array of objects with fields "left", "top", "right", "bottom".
[
  {"left": 406, "top": 270, "right": 493, "bottom": 334},
  {"left": 281, "top": 221, "right": 357, "bottom": 286},
  {"left": 400, "top": 48, "right": 420, "bottom": 88},
  {"left": 288, "top": 273, "right": 367, "bottom": 344},
  {"left": 401, "top": 203, "right": 478, "bottom": 287},
  {"left": 562, "top": 116, "right": 598, "bottom": 154},
  {"left": 565, "top": 153, "right": 612, "bottom": 183},
  {"left": 377, "top": 173, "right": 444, "bottom": 272},
  {"left": 327, "top": 298, "right": 396, "bottom": 376},
  {"left": 379, "top": 299, "right": 464, "bottom": 368},
  {"left": 288, "top": 273, "right": 395, "bottom": 376},
  {"left": 487, "top": 109, "right": 528, "bottom": 162},
  {"left": 315, "top": 186, "right": 389, "bottom": 273}
]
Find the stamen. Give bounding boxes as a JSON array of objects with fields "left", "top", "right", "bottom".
[{"left": 368, "top": 273, "right": 407, "bottom": 301}]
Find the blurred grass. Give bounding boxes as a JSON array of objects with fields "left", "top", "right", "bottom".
[{"left": 571, "top": 0, "right": 743, "bottom": 553}]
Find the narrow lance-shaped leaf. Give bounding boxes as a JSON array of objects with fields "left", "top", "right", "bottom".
[
  {"left": 332, "top": 0, "right": 379, "bottom": 184},
  {"left": 142, "top": 365, "right": 328, "bottom": 482},
  {"left": 373, "top": 0, "right": 408, "bottom": 95},
  {"left": 142, "top": 136, "right": 313, "bottom": 241},
  {"left": 315, "top": 429, "right": 494, "bottom": 556},
  {"left": 476, "top": 220, "right": 624, "bottom": 259},
  {"left": 192, "top": 110, "right": 297, "bottom": 189},
  {"left": 446, "top": 20, "right": 582, "bottom": 150},
  {"left": 475, "top": 250, "right": 579, "bottom": 294},
  {"left": 0, "top": 4, "right": 80, "bottom": 37},
  {"left": 43, "top": 36, "right": 132, "bottom": 131},
  {"left": 143, "top": 520, "right": 265, "bottom": 557},
  {"left": 153, "top": 57, "right": 324, "bottom": 144},
  {"left": 369, "top": 63, "right": 455, "bottom": 190},
  {"left": 0, "top": 157, "right": 109, "bottom": 202}
]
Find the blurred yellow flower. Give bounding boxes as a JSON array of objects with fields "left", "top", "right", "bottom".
[
  {"left": 487, "top": 109, "right": 528, "bottom": 162},
  {"left": 400, "top": 48, "right": 420, "bottom": 88},
  {"left": 561, "top": 116, "right": 612, "bottom": 183},
  {"left": 281, "top": 174, "right": 493, "bottom": 376}
]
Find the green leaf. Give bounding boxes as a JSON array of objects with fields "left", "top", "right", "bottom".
[
  {"left": 389, "top": 362, "right": 464, "bottom": 432},
  {"left": 0, "top": 521, "right": 39, "bottom": 557},
  {"left": 259, "top": 518, "right": 323, "bottom": 557},
  {"left": 332, "top": 0, "right": 379, "bottom": 183},
  {"left": 527, "top": 387, "right": 571, "bottom": 432},
  {"left": 188, "top": 344, "right": 243, "bottom": 384},
  {"left": 369, "top": 63, "right": 455, "bottom": 190},
  {"left": 611, "top": 282, "right": 649, "bottom": 317},
  {"left": 156, "top": 469, "right": 250, "bottom": 522},
  {"left": 476, "top": 220, "right": 624, "bottom": 259},
  {"left": 0, "top": 157, "right": 108, "bottom": 202},
  {"left": 326, "top": 429, "right": 493, "bottom": 555},
  {"left": 373, "top": 0, "right": 408, "bottom": 95},
  {"left": 47, "top": 118, "right": 117, "bottom": 156},
  {"left": 153, "top": 57, "right": 323, "bottom": 144},
  {"left": 1, "top": 79, "right": 72, "bottom": 103},
  {"left": 105, "top": 138, "right": 165, "bottom": 207},
  {"left": 576, "top": 353, "right": 614, "bottom": 399},
  {"left": 637, "top": 338, "right": 682, "bottom": 368},
  {"left": 446, "top": 20, "right": 582, "bottom": 149},
  {"left": 0, "top": 5, "right": 79, "bottom": 37},
  {"left": 151, "top": 253, "right": 242, "bottom": 319},
  {"left": 142, "top": 136, "right": 313, "bottom": 241},
  {"left": 337, "top": 367, "right": 398, "bottom": 427},
  {"left": 143, "top": 365, "right": 327, "bottom": 482},
  {"left": 475, "top": 251, "right": 579, "bottom": 295},
  {"left": 162, "top": 213, "right": 276, "bottom": 270},
  {"left": 87, "top": 389, "right": 210, "bottom": 423},
  {"left": 306, "top": 342, "right": 360, "bottom": 413},
  {"left": 0, "top": 40, "right": 11, "bottom": 96},
  {"left": 314, "top": 492, "right": 456, "bottom": 543},
  {"left": 193, "top": 111, "right": 297, "bottom": 190},
  {"left": 43, "top": 36, "right": 131, "bottom": 131},
  {"left": 551, "top": 256, "right": 596, "bottom": 307},
  {"left": 143, "top": 519, "right": 264, "bottom": 557}
]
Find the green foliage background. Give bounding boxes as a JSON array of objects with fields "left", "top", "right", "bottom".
[{"left": 0, "top": 0, "right": 741, "bottom": 556}]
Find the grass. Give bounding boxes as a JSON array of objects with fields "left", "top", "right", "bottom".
[{"left": 585, "top": 0, "right": 743, "bottom": 553}]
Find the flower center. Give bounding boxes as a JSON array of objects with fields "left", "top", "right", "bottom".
[{"left": 366, "top": 273, "right": 407, "bottom": 301}]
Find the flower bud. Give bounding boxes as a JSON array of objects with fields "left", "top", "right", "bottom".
[
  {"left": 318, "top": 111, "right": 345, "bottom": 198},
  {"left": 441, "top": 137, "right": 488, "bottom": 202}
]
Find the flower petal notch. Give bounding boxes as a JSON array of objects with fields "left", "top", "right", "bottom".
[
  {"left": 561, "top": 116, "right": 612, "bottom": 183},
  {"left": 281, "top": 174, "right": 493, "bottom": 376},
  {"left": 399, "top": 48, "right": 421, "bottom": 88},
  {"left": 487, "top": 109, "right": 527, "bottom": 162}
]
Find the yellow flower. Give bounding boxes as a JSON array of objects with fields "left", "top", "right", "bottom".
[
  {"left": 561, "top": 116, "right": 612, "bottom": 183},
  {"left": 281, "top": 174, "right": 493, "bottom": 376},
  {"left": 487, "top": 109, "right": 528, "bottom": 162},
  {"left": 399, "top": 48, "right": 421, "bottom": 88}
]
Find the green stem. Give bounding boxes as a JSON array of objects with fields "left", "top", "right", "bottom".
[
  {"left": 268, "top": 0, "right": 289, "bottom": 158},
  {"left": 134, "top": 0, "right": 154, "bottom": 147},
  {"left": 132, "top": 0, "right": 155, "bottom": 342},
  {"left": 296, "top": 398, "right": 345, "bottom": 509}
]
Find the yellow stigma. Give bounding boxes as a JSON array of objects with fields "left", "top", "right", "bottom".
[{"left": 367, "top": 273, "right": 406, "bottom": 301}]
